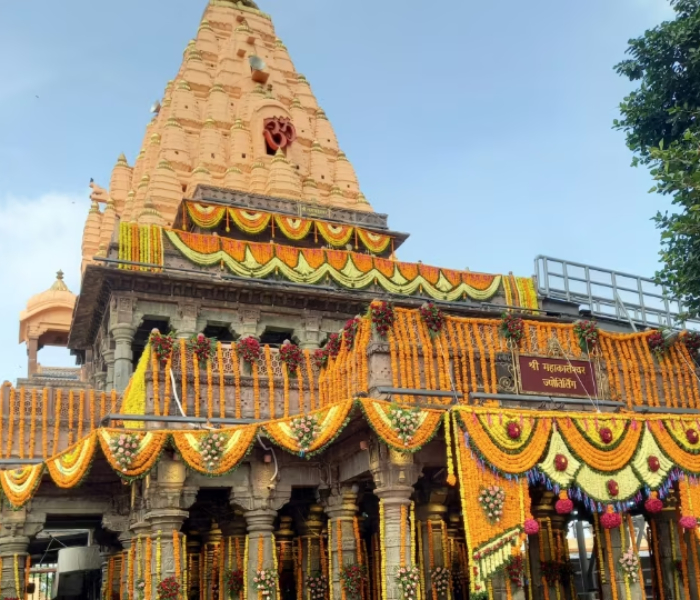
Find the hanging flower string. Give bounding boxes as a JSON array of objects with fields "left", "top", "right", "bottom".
[
  {"left": 499, "top": 313, "right": 524, "bottom": 344},
  {"left": 238, "top": 337, "right": 262, "bottom": 364},
  {"left": 150, "top": 330, "right": 175, "bottom": 364},
  {"left": 388, "top": 404, "right": 422, "bottom": 447},
  {"left": 109, "top": 433, "right": 141, "bottom": 472},
  {"left": 289, "top": 415, "right": 321, "bottom": 457},
  {"left": 419, "top": 302, "right": 444, "bottom": 338},
  {"left": 573, "top": 320, "right": 599, "bottom": 353},
  {"left": 370, "top": 301, "right": 395, "bottom": 338},
  {"left": 396, "top": 566, "right": 421, "bottom": 600},
  {"left": 188, "top": 334, "right": 217, "bottom": 363},
  {"left": 280, "top": 342, "right": 304, "bottom": 373},
  {"left": 505, "top": 555, "right": 525, "bottom": 588}
]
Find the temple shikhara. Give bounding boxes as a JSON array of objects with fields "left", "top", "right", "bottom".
[{"left": 8, "top": 2, "right": 700, "bottom": 599}]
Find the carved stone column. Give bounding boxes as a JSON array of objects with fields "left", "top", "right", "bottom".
[
  {"left": 238, "top": 308, "right": 261, "bottom": 339},
  {"left": 144, "top": 457, "right": 192, "bottom": 594},
  {"left": 371, "top": 445, "right": 421, "bottom": 600},
  {"left": 298, "top": 505, "right": 326, "bottom": 599},
  {"left": 325, "top": 488, "right": 359, "bottom": 600},
  {"left": 528, "top": 490, "right": 573, "bottom": 600},
  {"left": 297, "top": 313, "right": 322, "bottom": 350},
  {"left": 276, "top": 516, "right": 297, "bottom": 600},
  {"left": 111, "top": 325, "right": 136, "bottom": 392},
  {"left": 0, "top": 507, "right": 45, "bottom": 598},
  {"left": 596, "top": 511, "right": 643, "bottom": 600},
  {"left": 416, "top": 491, "right": 448, "bottom": 600},
  {"left": 244, "top": 509, "right": 278, "bottom": 598},
  {"left": 175, "top": 302, "right": 200, "bottom": 340},
  {"left": 103, "top": 348, "right": 116, "bottom": 390},
  {"left": 649, "top": 502, "right": 685, "bottom": 599},
  {"left": 221, "top": 511, "right": 248, "bottom": 578}
]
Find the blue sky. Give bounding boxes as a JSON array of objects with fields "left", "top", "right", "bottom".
[{"left": 0, "top": 0, "right": 675, "bottom": 377}]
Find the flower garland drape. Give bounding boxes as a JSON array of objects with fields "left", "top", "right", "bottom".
[{"left": 163, "top": 229, "right": 504, "bottom": 302}]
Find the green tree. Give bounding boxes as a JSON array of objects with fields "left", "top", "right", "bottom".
[{"left": 615, "top": 0, "right": 700, "bottom": 318}]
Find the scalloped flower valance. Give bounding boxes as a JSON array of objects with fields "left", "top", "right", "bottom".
[{"left": 184, "top": 202, "right": 393, "bottom": 253}]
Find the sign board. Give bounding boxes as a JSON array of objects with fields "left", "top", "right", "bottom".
[{"left": 517, "top": 355, "right": 597, "bottom": 398}]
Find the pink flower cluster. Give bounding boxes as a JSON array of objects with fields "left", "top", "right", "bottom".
[
  {"left": 305, "top": 573, "right": 328, "bottom": 600},
  {"left": 523, "top": 518, "right": 540, "bottom": 535},
  {"left": 644, "top": 496, "right": 663, "bottom": 514},
  {"left": 388, "top": 405, "right": 421, "bottom": 446},
  {"left": 680, "top": 515, "right": 699, "bottom": 530},
  {"left": 199, "top": 431, "right": 227, "bottom": 471},
  {"left": 429, "top": 566, "right": 451, "bottom": 596},
  {"left": 600, "top": 508, "right": 622, "bottom": 530},
  {"left": 396, "top": 566, "right": 420, "bottom": 600},
  {"left": 478, "top": 485, "right": 505, "bottom": 523},
  {"left": 109, "top": 433, "right": 141, "bottom": 472},
  {"left": 290, "top": 415, "right": 321, "bottom": 455},
  {"left": 253, "top": 569, "right": 277, "bottom": 597},
  {"left": 618, "top": 547, "right": 640, "bottom": 582}
]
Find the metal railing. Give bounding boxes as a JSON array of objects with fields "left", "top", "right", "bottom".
[{"left": 535, "top": 255, "right": 700, "bottom": 330}]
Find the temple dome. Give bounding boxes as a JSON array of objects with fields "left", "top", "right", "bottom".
[{"left": 19, "top": 271, "right": 76, "bottom": 345}]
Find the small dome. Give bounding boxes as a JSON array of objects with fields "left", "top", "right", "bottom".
[{"left": 19, "top": 271, "right": 76, "bottom": 344}]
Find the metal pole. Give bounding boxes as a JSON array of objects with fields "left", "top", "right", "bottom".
[{"left": 575, "top": 520, "right": 591, "bottom": 591}]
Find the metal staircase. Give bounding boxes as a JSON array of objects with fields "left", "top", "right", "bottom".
[{"left": 534, "top": 256, "right": 700, "bottom": 331}]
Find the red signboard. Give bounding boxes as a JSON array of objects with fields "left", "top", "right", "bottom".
[{"left": 518, "top": 355, "right": 597, "bottom": 398}]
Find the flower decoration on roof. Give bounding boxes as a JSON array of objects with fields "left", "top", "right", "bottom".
[
  {"left": 237, "top": 336, "right": 261, "bottom": 365},
  {"left": 189, "top": 333, "right": 216, "bottom": 363},
  {"left": 683, "top": 331, "right": 700, "bottom": 357},
  {"left": 150, "top": 329, "right": 175, "bottom": 364},
  {"left": 388, "top": 404, "right": 422, "bottom": 447},
  {"left": 419, "top": 302, "right": 444, "bottom": 338},
  {"left": 289, "top": 415, "right": 321, "bottom": 457},
  {"left": 280, "top": 341, "right": 303, "bottom": 373},
  {"left": 109, "top": 433, "right": 141, "bottom": 472},
  {"left": 499, "top": 313, "right": 524, "bottom": 345},
  {"left": 648, "top": 330, "right": 668, "bottom": 358},
  {"left": 370, "top": 301, "right": 395, "bottom": 338},
  {"left": 573, "top": 319, "right": 599, "bottom": 353}
]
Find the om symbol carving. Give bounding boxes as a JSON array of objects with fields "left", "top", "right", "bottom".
[{"left": 263, "top": 117, "right": 297, "bottom": 151}]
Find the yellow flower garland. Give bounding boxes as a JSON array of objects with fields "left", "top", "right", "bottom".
[{"left": 379, "top": 501, "right": 387, "bottom": 600}]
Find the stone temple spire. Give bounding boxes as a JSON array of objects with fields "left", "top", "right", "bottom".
[{"left": 81, "top": 0, "right": 374, "bottom": 266}]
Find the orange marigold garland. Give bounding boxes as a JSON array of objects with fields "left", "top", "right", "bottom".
[
  {"left": 42, "top": 389, "right": 48, "bottom": 459},
  {"left": 305, "top": 350, "right": 316, "bottom": 411},
  {"left": 52, "top": 389, "right": 61, "bottom": 457},
  {"left": 29, "top": 389, "right": 37, "bottom": 459},
  {"left": 193, "top": 354, "right": 201, "bottom": 418},
  {"left": 18, "top": 388, "right": 25, "bottom": 458},
  {"left": 265, "top": 345, "right": 276, "bottom": 419},
  {"left": 218, "top": 342, "right": 225, "bottom": 418},
  {"left": 180, "top": 338, "right": 188, "bottom": 415}
]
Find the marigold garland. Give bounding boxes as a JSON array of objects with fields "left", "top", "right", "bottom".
[
  {"left": 18, "top": 389, "right": 25, "bottom": 458},
  {"left": 41, "top": 388, "right": 48, "bottom": 459},
  {"left": 180, "top": 339, "right": 188, "bottom": 415}
]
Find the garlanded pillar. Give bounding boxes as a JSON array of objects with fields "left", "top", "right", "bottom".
[
  {"left": 144, "top": 456, "right": 193, "bottom": 599},
  {"left": 324, "top": 487, "right": 360, "bottom": 600},
  {"left": 595, "top": 506, "right": 645, "bottom": 600},
  {"left": 276, "top": 516, "right": 297, "bottom": 600},
  {"left": 370, "top": 445, "right": 421, "bottom": 600},
  {"left": 221, "top": 511, "right": 248, "bottom": 599},
  {"left": 0, "top": 506, "right": 45, "bottom": 598},
  {"left": 244, "top": 508, "right": 278, "bottom": 600},
  {"left": 648, "top": 494, "right": 686, "bottom": 599},
  {"left": 416, "top": 491, "right": 450, "bottom": 600},
  {"left": 297, "top": 503, "right": 326, "bottom": 600},
  {"left": 528, "top": 489, "right": 573, "bottom": 600}
]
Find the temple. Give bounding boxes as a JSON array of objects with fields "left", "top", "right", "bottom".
[{"left": 5, "top": 2, "right": 700, "bottom": 600}]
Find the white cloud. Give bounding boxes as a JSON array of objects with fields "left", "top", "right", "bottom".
[{"left": 0, "top": 192, "right": 86, "bottom": 382}]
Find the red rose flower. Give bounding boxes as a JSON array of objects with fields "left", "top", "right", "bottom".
[
  {"left": 599, "top": 427, "right": 613, "bottom": 444},
  {"left": 647, "top": 456, "right": 661, "bottom": 472},
  {"left": 607, "top": 480, "right": 619, "bottom": 497},
  {"left": 506, "top": 421, "right": 522, "bottom": 440},
  {"left": 554, "top": 453, "right": 568, "bottom": 472},
  {"left": 687, "top": 429, "right": 699, "bottom": 445}
]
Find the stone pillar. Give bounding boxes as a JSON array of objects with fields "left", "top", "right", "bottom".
[
  {"left": 221, "top": 511, "right": 248, "bottom": 578},
  {"left": 416, "top": 493, "right": 448, "bottom": 599},
  {"left": 244, "top": 508, "right": 278, "bottom": 600},
  {"left": 297, "top": 313, "right": 322, "bottom": 350},
  {"left": 649, "top": 503, "right": 685, "bottom": 599},
  {"left": 370, "top": 445, "right": 421, "bottom": 600},
  {"left": 238, "top": 308, "right": 261, "bottom": 339},
  {"left": 118, "top": 531, "right": 133, "bottom": 600},
  {"left": 0, "top": 536, "right": 29, "bottom": 597},
  {"left": 201, "top": 521, "right": 224, "bottom": 600},
  {"left": 0, "top": 506, "right": 45, "bottom": 598},
  {"left": 596, "top": 509, "right": 643, "bottom": 600},
  {"left": 144, "top": 456, "right": 192, "bottom": 597},
  {"left": 528, "top": 490, "right": 572, "bottom": 600},
  {"left": 276, "top": 516, "right": 297, "bottom": 600},
  {"left": 27, "top": 336, "right": 39, "bottom": 377},
  {"left": 325, "top": 487, "right": 360, "bottom": 600},
  {"left": 104, "top": 348, "right": 116, "bottom": 390},
  {"left": 175, "top": 302, "right": 200, "bottom": 340},
  {"left": 298, "top": 504, "right": 326, "bottom": 599},
  {"left": 111, "top": 325, "right": 136, "bottom": 392}
]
